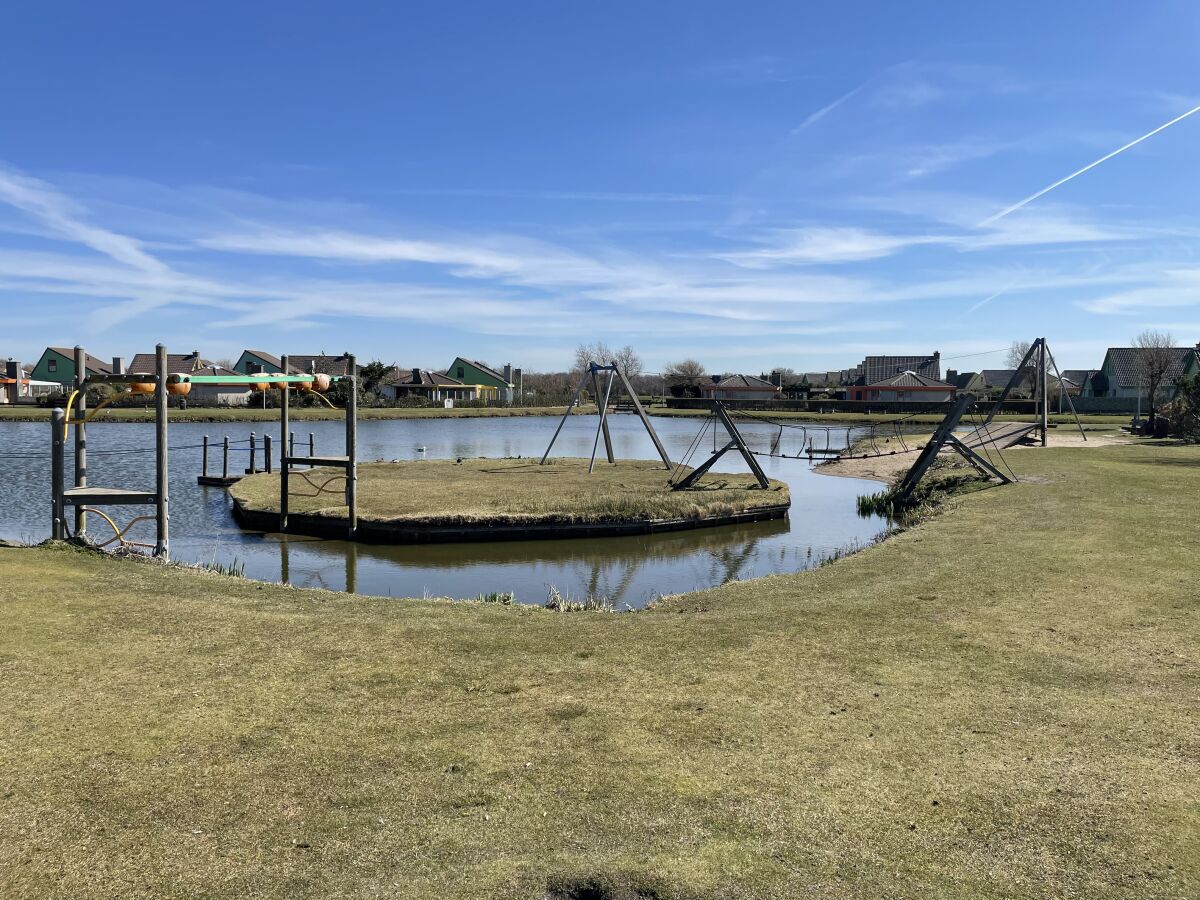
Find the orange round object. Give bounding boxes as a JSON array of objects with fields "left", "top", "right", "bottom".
[
  {"left": 250, "top": 381, "right": 270, "bottom": 392},
  {"left": 167, "top": 380, "right": 191, "bottom": 397},
  {"left": 129, "top": 375, "right": 155, "bottom": 394},
  {"left": 311, "top": 372, "right": 331, "bottom": 392},
  {"left": 271, "top": 372, "right": 290, "bottom": 390}
]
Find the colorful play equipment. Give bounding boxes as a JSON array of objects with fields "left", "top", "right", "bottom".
[{"left": 50, "top": 345, "right": 358, "bottom": 558}]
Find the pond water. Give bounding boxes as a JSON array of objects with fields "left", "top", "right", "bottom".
[{"left": 0, "top": 414, "right": 887, "bottom": 607}]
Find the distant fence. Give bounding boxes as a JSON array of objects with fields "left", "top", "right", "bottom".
[
  {"left": 1070, "top": 397, "right": 1140, "bottom": 414},
  {"left": 665, "top": 397, "right": 1055, "bottom": 416}
]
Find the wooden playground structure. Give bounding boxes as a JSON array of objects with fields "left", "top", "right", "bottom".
[{"left": 49, "top": 345, "right": 358, "bottom": 558}]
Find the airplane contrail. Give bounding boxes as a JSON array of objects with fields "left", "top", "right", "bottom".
[
  {"left": 965, "top": 277, "right": 1020, "bottom": 316},
  {"left": 978, "top": 103, "right": 1200, "bottom": 227}
]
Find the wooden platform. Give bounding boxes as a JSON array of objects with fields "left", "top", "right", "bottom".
[
  {"left": 62, "top": 487, "right": 158, "bottom": 505},
  {"left": 961, "top": 421, "right": 1039, "bottom": 450},
  {"left": 283, "top": 455, "right": 351, "bottom": 468}
]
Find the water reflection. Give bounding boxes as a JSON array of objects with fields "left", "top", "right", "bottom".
[{"left": 0, "top": 415, "right": 885, "bottom": 607}]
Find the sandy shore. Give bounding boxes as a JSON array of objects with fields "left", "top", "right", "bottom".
[{"left": 815, "top": 429, "right": 1132, "bottom": 484}]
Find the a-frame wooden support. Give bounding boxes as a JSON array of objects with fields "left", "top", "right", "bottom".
[
  {"left": 671, "top": 400, "right": 771, "bottom": 490},
  {"left": 983, "top": 337, "right": 1085, "bottom": 444},
  {"left": 895, "top": 392, "right": 1013, "bottom": 501},
  {"left": 540, "top": 362, "right": 673, "bottom": 471}
]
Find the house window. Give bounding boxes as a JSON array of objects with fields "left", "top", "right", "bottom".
[
  {"left": 456, "top": 367, "right": 465, "bottom": 379},
  {"left": 48, "top": 358, "right": 57, "bottom": 373}
]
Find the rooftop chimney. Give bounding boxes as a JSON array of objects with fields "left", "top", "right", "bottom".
[
  {"left": 770, "top": 370, "right": 783, "bottom": 387},
  {"left": 111, "top": 356, "right": 124, "bottom": 376},
  {"left": 503, "top": 363, "right": 513, "bottom": 384},
  {"left": 412, "top": 367, "right": 422, "bottom": 383},
  {"left": 5, "top": 360, "right": 19, "bottom": 405}
]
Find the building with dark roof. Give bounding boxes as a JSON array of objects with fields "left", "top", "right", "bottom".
[
  {"left": 848, "top": 371, "right": 956, "bottom": 403},
  {"left": 128, "top": 351, "right": 249, "bottom": 406},
  {"left": 855, "top": 352, "right": 940, "bottom": 385},
  {"left": 698, "top": 373, "right": 782, "bottom": 401},
  {"left": 233, "top": 350, "right": 358, "bottom": 377},
  {"left": 380, "top": 367, "right": 478, "bottom": 402},
  {"left": 29, "top": 347, "right": 116, "bottom": 386},
  {"left": 1082, "top": 346, "right": 1197, "bottom": 400},
  {"left": 446, "top": 357, "right": 519, "bottom": 403}
]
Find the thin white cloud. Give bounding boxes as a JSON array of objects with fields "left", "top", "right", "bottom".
[{"left": 0, "top": 166, "right": 169, "bottom": 273}]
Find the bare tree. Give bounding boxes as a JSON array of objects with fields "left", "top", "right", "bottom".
[
  {"left": 1134, "top": 329, "right": 1177, "bottom": 423},
  {"left": 612, "top": 345, "right": 643, "bottom": 379},
  {"left": 573, "top": 340, "right": 613, "bottom": 373},
  {"left": 664, "top": 358, "right": 706, "bottom": 397},
  {"left": 1006, "top": 340, "right": 1032, "bottom": 369}
]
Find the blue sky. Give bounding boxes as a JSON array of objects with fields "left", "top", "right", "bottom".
[{"left": 1, "top": 1, "right": 1198, "bottom": 373}]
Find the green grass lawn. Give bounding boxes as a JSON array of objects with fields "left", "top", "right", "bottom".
[
  {"left": 230, "top": 458, "right": 788, "bottom": 526},
  {"left": 1, "top": 443, "right": 1197, "bottom": 898},
  {"left": 0, "top": 404, "right": 592, "bottom": 424}
]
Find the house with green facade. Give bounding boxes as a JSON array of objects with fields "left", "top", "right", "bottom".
[
  {"left": 29, "top": 347, "right": 116, "bottom": 387},
  {"left": 234, "top": 350, "right": 358, "bottom": 378},
  {"left": 445, "top": 358, "right": 517, "bottom": 403}
]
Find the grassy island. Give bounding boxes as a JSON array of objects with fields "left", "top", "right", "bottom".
[{"left": 228, "top": 457, "right": 790, "bottom": 541}]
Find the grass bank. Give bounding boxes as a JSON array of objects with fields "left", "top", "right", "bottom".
[
  {"left": 0, "top": 405, "right": 592, "bottom": 424},
  {"left": 230, "top": 457, "right": 788, "bottom": 527},
  {"left": 1, "top": 443, "right": 1198, "bottom": 897}
]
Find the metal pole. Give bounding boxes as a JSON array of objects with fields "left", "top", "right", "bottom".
[
  {"left": 202, "top": 435, "right": 209, "bottom": 477},
  {"left": 346, "top": 355, "right": 357, "bottom": 540},
  {"left": 280, "top": 354, "right": 290, "bottom": 533},
  {"left": 249, "top": 432, "right": 257, "bottom": 474},
  {"left": 73, "top": 346, "right": 87, "bottom": 537},
  {"left": 590, "top": 366, "right": 615, "bottom": 464},
  {"left": 309, "top": 432, "right": 315, "bottom": 462},
  {"left": 222, "top": 436, "right": 230, "bottom": 479},
  {"left": 1040, "top": 337, "right": 1048, "bottom": 447},
  {"left": 289, "top": 431, "right": 295, "bottom": 460},
  {"left": 51, "top": 408, "right": 65, "bottom": 539},
  {"left": 588, "top": 367, "right": 616, "bottom": 473},
  {"left": 154, "top": 344, "right": 169, "bottom": 558},
  {"left": 1045, "top": 342, "right": 1087, "bottom": 441},
  {"left": 264, "top": 434, "right": 273, "bottom": 474},
  {"left": 540, "top": 369, "right": 590, "bottom": 464}
]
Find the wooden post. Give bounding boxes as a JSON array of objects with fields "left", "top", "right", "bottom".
[
  {"left": 346, "top": 355, "right": 358, "bottom": 539},
  {"left": 51, "top": 408, "right": 65, "bottom": 539},
  {"left": 279, "top": 354, "right": 290, "bottom": 533},
  {"left": 614, "top": 366, "right": 672, "bottom": 469},
  {"left": 73, "top": 346, "right": 87, "bottom": 537},
  {"left": 202, "top": 435, "right": 209, "bottom": 477},
  {"left": 248, "top": 432, "right": 257, "bottom": 474},
  {"left": 222, "top": 436, "right": 230, "bottom": 480},
  {"left": 154, "top": 344, "right": 169, "bottom": 558},
  {"left": 264, "top": 434, "right": 273, "bottom": 474}
]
